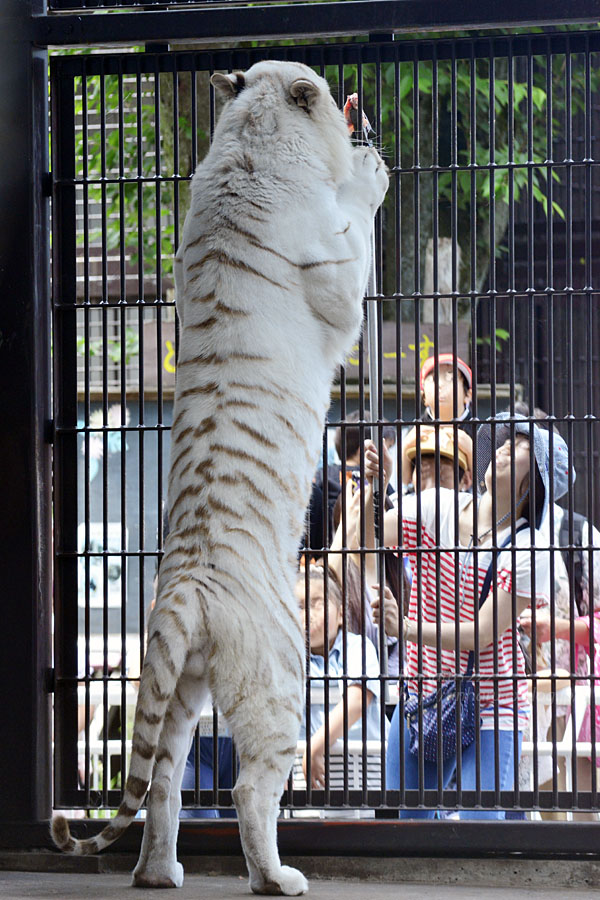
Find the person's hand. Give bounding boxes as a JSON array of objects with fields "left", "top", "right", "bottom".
[
  {"left": 371, "top": 584, "right": 400, "bottom": 638},
  {"left": 363, "top": 438, "right": 393, "bottom": 486},
  {"left": 519, "top": 607, "right": 552, "bottom": 643},
  {"left": 302, "top": 734, "right": 326, "bottom": 788},
  {"left": 337, "top": 477, "right": 363, "bottom": 551}
]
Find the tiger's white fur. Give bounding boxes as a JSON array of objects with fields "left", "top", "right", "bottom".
[{"left": 52, "top": 59, "right": 388, "bottom": 894}]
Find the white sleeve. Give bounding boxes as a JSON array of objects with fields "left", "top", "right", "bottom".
[
  {"left": 502, "top": 530, "right": 550, "bottom": 603},
  {"left": 498, "top": 528, "right": 550, "bottom": 606},
  {"left": 346, "top": 634, "right": 381, "bottom": 700}
]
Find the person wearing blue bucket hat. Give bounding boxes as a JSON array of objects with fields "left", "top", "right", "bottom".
[
  {"left": 361, "top": 414, "right": 568, "bottom": 819},
  {"left": 474, "top": 411, "right": 572, "bottom": 528}
]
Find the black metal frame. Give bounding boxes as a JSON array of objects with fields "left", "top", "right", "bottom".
[
  {"left": 3, "top": 0, "right": 600, "bottom": 857},
  {"left": 30, "top": 1, "right": 600, "bottom": 48},
  {"left": 0, "top": 0, "right": 52, "bottom": 827},
  {"left": 38, "top": 817, "right": 600, "bottom": 859}
]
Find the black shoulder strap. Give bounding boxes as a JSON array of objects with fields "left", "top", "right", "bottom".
[
  {"left": 558, "top": 510, "right": 585, "bottom": 614},
  {"left": 559, "top": 509, "right": 584, "bottom": 548}
]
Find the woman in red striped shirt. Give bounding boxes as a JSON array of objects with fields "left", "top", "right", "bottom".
[{"left": 364, "top": 416, "right": 570, "bottom": 819}]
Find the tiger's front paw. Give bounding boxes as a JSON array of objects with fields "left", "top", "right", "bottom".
[
  {"left": 250, "top": 865, "right": 308, "bottom": 896},
  {"left": 132, "top": 860, "right": 184, "bottom": 889},
  {"left": 353, "top": 146, "right": 389, "bottom": 212}
]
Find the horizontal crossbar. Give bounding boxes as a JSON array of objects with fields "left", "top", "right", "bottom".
[{"left": 32, "top": 1, "right": 600, "bottom": 48}]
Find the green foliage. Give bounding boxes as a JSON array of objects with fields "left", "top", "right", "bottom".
[
  {"left": 477, "top": 326, "right": 510, "bottom": 352},
  {"left": 58, "top": 32, "right": 599, "bottom": 337},
  {"left": 330, "top": 43, "right": 599, "bottom": 316},
  {"left": 72, "top": 68, "right": 202, "bottom": 282},
  {"left": 345, "top": 55, "right": 568, "bottom": 221},
  {"left": 77, "top": 328, "right": 139, "bottom": 365}
]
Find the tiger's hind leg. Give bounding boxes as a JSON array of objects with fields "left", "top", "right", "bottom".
[
  {"left": 133, "top": 651, "right": 209, "bottom": 889},
  {"left": 231, "top": 704, "right": 307, "bottom": 895}
]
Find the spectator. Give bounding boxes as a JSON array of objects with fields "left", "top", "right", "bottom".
[
  {"left": 511, "top": 403, "right": 599, "bottom": 678},
  {"left": 307, "top": 412, "right": 396, "bottom": 554},
  {"left": 327, "top": 480, "right": 402, "bottom": 677},
  {"left": 296, "top": 564, "right": 384, "bottom": 788},
  {"left": 402, "top": 354, "right": 473, "bottom": 490},
  {"left": 334, "top": 410, "right": 397, "bottom": 476},
  {"left": 179, "top": 737, "right": 236, "bottom": 820},
  {"left": 404, "top": 425, "right": 473, "bottom": 493},
  {"left": 364, "top": 414, "right": 571, "bottom": 819},
  {"left": 511, "top": 402, "right": 600, "bottom": 817}
]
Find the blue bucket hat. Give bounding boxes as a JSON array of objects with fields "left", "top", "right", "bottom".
[{"left": 476, "top": 412, "right": 573, "bottom": 528}]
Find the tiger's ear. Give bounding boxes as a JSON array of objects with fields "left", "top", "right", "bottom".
[
  {"left": 290, "top": 78, "right": 320, "bottom": 111},
  {"left": 211, "top": 71, "right": 246, "bottom": 97}
]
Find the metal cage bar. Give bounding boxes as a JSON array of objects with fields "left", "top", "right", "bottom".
[{"left": 52, "top": 60, "right": 82, "bottom": 810}]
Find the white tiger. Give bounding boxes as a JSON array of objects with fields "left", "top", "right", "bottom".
[{"left": 52, "top": 59, "right": 388, "bottom": 894}]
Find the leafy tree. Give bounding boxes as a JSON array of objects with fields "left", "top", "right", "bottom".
[
  {"left": 60, "top": 28, "right": 598, "bottom": 330},
  {"left": 332, "top": 51, "right": 581, "bottom": 315}
]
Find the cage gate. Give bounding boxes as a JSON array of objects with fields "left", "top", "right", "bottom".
[{"left": 50, "top": 32, "right": 600, "bottom": 836}]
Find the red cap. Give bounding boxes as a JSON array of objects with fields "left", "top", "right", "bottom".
[{"left": 420, "top": 354, "right": 472, "bottom": 390}]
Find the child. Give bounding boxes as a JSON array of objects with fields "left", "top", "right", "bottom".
[
  {"left": 295, "top": 565, "right": 383, "bottom": 788},
  {"left": 402, "top": 353, "right": 473, "bottom": 489}
]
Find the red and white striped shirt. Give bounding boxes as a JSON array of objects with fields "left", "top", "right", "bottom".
[{"left": 402, "top": 489, "right": 550, "bottom": 730}]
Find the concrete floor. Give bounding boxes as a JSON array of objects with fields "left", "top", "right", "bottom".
[
  {"left": 0, "top": 872, "right": 599, "bottom": 900},
  {"left": 1, "top": 865, "right": 600, "bottom": 899}
]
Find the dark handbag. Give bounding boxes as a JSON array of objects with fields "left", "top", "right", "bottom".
[
  {"left": 405, "top": 655, "right": 477, "bottom": 761},
  {"left": 405, "top": 530, "right": 518, "bottom": 762}
]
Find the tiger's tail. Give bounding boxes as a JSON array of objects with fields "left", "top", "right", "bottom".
[{"left": 51, "top": 594, "right": 194, "bottom": 856}]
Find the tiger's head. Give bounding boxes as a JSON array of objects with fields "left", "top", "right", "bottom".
[{"left": 210, "top": 60, "right": 353, "bottom": 183}]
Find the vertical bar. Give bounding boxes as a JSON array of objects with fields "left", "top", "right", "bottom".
[
  {"left": 190, "top": 62, "right": 198, "bottom": 173},
  {"left": 564, "top": 39, "right": 578, "bottom": 812},
  {"left": 136, "top": 65, "right": 146, "bottom": 677},
  {"left": 464, "top": 40, "right": 479, "bottom": 812},
  {"left": 507, "top": 38, "right": 517, "bottom": 815},
  {"left": 583, "top": 37, "right": 597, "bottom": 806},
  {"left": 154, "top": 58, "right": 164, "bottom": 563},
  {"left": 118, "top": 60, "right": 129, "bottom": 792},
  {"left": 526, "top": 40, "right": 540, "bottom": 814},
  {"left": 335, "top": 49, "right": 349, "bottom": 799},
  {"left": 52, "top": 58, "right": 80, "bottom": 808},
  {"left": 81, "top": 64, "right": 92, "bottom": 808},
  {"left": 393, "top": 52, "right": 406, "bottom": 813},
  {"left": 338, "top": 53, "right": 350, "bottom": 804},
  {"left": 0, "top": 0, "right": 52, "bottom": 822},
  {"left": 99, "top": 69, "right": 110, "bottom": 808},
  {"left": 354, "top": 56, "right": 367, "bottom": 811},
  {"left": 450, "top": 45, "right": 461, "bottom": 808},
  {"left": 373, "top": 50, "right": 388, "bottom": 806},
  {"left": 482, "top": 41, "right": 498, "bottom": 815},
  {"left": 544, "top": 39, "right": 560, "bottom": 809},
  {"left": 409, "top": 43, "right": 426, "bottom": 811}
]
